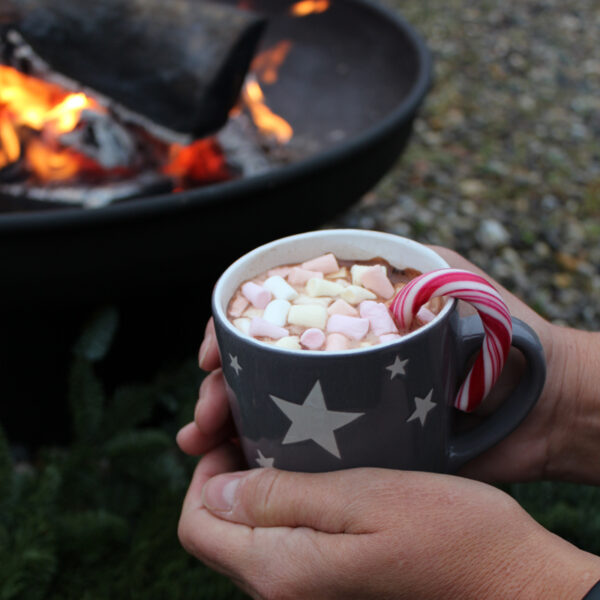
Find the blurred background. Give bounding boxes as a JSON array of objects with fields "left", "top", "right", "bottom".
[{"left": 1, "top": 0, "right": 599, "bottom": 597}]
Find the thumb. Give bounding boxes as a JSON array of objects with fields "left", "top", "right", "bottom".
[{"left": 201, "top": 467, "right": 383, "bottom": 534}]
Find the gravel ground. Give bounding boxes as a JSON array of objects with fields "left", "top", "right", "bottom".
[{"left": 330, "top": 0, "right": 600, "bottom": 330}]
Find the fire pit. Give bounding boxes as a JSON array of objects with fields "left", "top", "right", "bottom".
[{"left": 0, "top": 0, "right": 431, "bottom": 307}]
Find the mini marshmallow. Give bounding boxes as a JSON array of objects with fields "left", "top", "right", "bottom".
[
  {"left": 243, "top": 307, "right": 264, "bottom": 319},
  {"left": 267, "top": 266, "right": 292, "bottom": 278},
  {"left": 301, "top": 253, "right": 339, "bottom": 274},
  {"left": 233, "top": 317, "right": 251, "bottom": 335},
  {"left": 361, "top": 266, "right": 395, "bottom": 299},
  {"left": 300, "top": 328, "right": 326, "bottom": 350},
  {"left": 293, "top": 294, "right": 333, "bottom": 307},
  {"left": 306, "top": 278, "right": 344, "bottom": 298},
  {"left": 350, "top": 264, "right": 375, "bottom": 285},
  {"left": 325, "top": 333, "right": 350, "bottom": 351},
  {"left": 263, "top": 275, "right": 299, "bottom": 301},
  {"left": 327, "top": 298, "right": 359, "bottom": 316},
  {"left": 417, "top": 305, "right": 437, "bottom": 324},
  {"left": 241, "top": 281, "right": 272, "bottom": 309},
  {"left": 379, "top": 333, "right": 402, "bottom": 344},
  {"left": 249, "top": 317, "right": 289, "bottom": 340},
  {"left": 288, "top": 304, "right": 328, "bottom": 329},
  {"left": 288, "top": 267, "right": 323, "bottom": 286},
  {"left": 263, "top": 299, "right": 291, "bottom": 327},
  {"left": 328, "top": 267, "right": 348, "bottom": 279},
  {"left": 326, "top": 314, "right": 370, "bottom": 340},
  {"left": 274, "top": 335, "right": 302, "bottom": 350},
  {"left": 340, "top": 285, "right": 377, "bottom": 305},
  {"left": 359, "top": 301, "right": 398, "bottom": 336},
  {"left": 229, "top": 293, "right": 249, "bottom": 317}
]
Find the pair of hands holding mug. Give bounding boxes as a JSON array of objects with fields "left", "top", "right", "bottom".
[{"left": 177, "top": 247, "right": 600, "bottom": 599}]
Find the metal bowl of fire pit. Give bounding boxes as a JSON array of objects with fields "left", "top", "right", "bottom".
[{"left": 0, "top": 0, "right": 432, "bottom": 308}]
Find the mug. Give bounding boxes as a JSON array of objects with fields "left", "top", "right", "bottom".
[{"left": 211, "top": 229, "right": 546, "bottom": 473}]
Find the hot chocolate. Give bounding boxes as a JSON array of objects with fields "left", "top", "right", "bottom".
[{"left": 226, "top": 252, "right": 445, "bottom": 351}]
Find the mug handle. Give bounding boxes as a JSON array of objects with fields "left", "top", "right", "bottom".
[{"left": 447, "top": 315, "right": 546, "bottom": 472}]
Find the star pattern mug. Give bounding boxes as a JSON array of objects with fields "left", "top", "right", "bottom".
[{"left": 211, "top": 229, "right": 546, "bottom": 473}]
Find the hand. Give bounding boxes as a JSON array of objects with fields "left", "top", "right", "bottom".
[
  {"left": 178, "top": 457, "right": 600, "bottom": 600},
  {"left": 177, "top": 247, "right": 573, "bottom": 483}
]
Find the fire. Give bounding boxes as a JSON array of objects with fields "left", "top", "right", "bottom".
[
  {"left": 163, "top": 139, "right": 230, "bottom": 185},
  {"left": 250, "top": 40, "right": 292, "bottom": 85},
  {"left": 290, "top": 0, "right": 330, "bottom": 17},
  {"left": 0, "top": 65, "right": 104, "bottom": 181},
  {"left": 242, "top": 78, "right": 293, "bottom": 144}
]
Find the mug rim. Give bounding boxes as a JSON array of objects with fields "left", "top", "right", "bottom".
[{"left": 212, "top": 229, "right": 456, "bottom": 357}]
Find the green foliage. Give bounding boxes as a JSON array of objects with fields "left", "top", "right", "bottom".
[{"left": 0, "top": 309, "right": 247, "bottom": 599}]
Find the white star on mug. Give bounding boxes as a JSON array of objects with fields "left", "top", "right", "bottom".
[
  {"left": 255, "top": 450, "right": 275, "bottom": 468},
  {"left": 406, "top": 389, "right": 436, "bottom": 426},
  {"left": 270, "top": 380, "right": 364, "bottom": 459},
  {"left": 229, "top": 354, "right": 242, "bottom": 376},
  {"left": 386, "top": 355, "right": 409, "bottom": 379}
]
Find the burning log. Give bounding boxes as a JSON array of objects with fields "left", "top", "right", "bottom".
[{"left": 3, "top": 0, "right": 267, "bottom": 141}]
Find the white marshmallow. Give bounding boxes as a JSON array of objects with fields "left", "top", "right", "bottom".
[
  {"left": 288, "top": 304, "right": 328, "bottom": 329},
  {"left": 293, "top": 294, "right": 333, "bottom": 307},
  {"left": 328, "top": 267, "right": 348, "bottom": 279},
  {"left": 243, "top": 307, "right": 264, "bottom": 319},
  {"left": 300, "top": 328, "right": 326, "bottom": 350},
  {"left": 350, "top": 264, "right": 373, "bottom": 285},
  {"left": 263, "top": 299, "right": 291, "bottom": 327},
  {"left": 306, "top": 278, "right": 344, "bottom": 298},
  {"left": 263, "top": 275, "right": 299, "bottom": 301},
  {"left": 340, "top": 285, "right": 377, "bottom": 305},
  {"left": 274, "top": 335, "right": 302, "bottom": 350},
  {"left": 326, "top": 314, "right": 370, "bottom": 340},
  {"left": 233, "top": 317, "right": 251, "bottom": 335},
  {"left": 249, "top": 317, "right": 289, "bottom": 340},
  {"left": 417, "top": 305, "right": 437, "bottom": 324}
]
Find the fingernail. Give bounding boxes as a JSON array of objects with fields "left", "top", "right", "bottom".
[
  {"left": 202, "top": 473, "right": 243, "bottom": 513},
  {"left": 199, "top": 334, "right": 212, "bottom": 369}
]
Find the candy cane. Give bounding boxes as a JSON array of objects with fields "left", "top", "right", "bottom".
[{"left": 389, "top": 269, "right": 512, "bottom": 412}]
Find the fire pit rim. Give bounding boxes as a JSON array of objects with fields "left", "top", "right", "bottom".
[{"left": 0, "top": 0, "right": 432, "bottom": 234}]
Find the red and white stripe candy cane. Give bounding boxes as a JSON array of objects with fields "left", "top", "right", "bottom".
[{"left": 389, "top": 269, "right": 512, "bottom": 412}]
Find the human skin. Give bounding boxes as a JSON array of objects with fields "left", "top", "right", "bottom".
[{"left": 176, "top": 246, "right": 600, "bottom": 598}]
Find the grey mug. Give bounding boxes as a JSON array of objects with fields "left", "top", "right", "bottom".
[{"left": 211, "top": 229, "right": 546, "bottom": 473}]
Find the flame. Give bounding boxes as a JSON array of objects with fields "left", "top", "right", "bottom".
[
  {"left": 251, "top": 40, "right": 292, "bottom": 85},
  {"left": 163, "top": 139, "right": 230, "bottom": 184},
  {"left": 0, "top": 65, "right": 105, "bottom": 181},
  {"left": 290, "top": 0, "right": 330, "bottom": 17},
  {"left": 0, "top": 116, "right": 20, "bottom": 169},
  {"left": 242, "top": 78, "right": 293, "bottom": 144}
]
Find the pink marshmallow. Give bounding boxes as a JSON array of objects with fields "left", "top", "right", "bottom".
[
  {"left": 379, "top": 333, "right": 402, "bottom": 344},
  {"left": 325, "top": 333, "right": 350, "bottom": 351},
  {"left": 300, "top": 328, "right": 326, "bottom": 350},
  {"left": 267, "top": 266, "right": 292, "bottom": 278},
  {"left": 326, "top": 314, "right": 370, "bottom": 340},
  {"left": 361, "top": 266, "right": 395, "bottom": 299},
  {"left": 229, "top": 293, "right": 249, "bottom": 318},
  {"left": 417, "top": 306, "right": 437, "bottom": 324},
  {"left": 327, "top": 299, "right": 359, "bottom": 316},
  {"left": 241, "top": 281, "right": 272, "bottom": 309},
  {"left": 288, "top": 267, "right": 324, "bottom": 286},
  {"left": 359, "top": 301, "right": 398, "bottom": 336},
  {"left": 249, "top": 317, "right": 289, "bottom": 340},
  {"left": 301, "top": 253, "right": 339, "bottom": 274}
]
